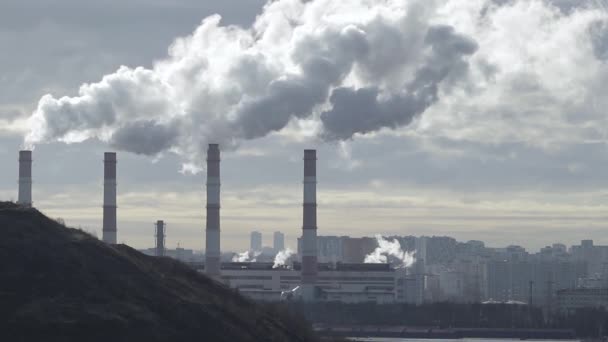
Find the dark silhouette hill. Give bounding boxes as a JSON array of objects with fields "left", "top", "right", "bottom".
[{"left": 0, "top": 202, "right": 318, "bottom": 342}]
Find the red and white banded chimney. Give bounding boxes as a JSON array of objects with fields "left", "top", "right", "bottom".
[
  {"left": 205, "top": 144, "right": 221, "bottom": 278},
  {"left": 103, "top": 152, "right": 117, "bottom": 244},
  {"left": 17, "top": 150, "right": 32, "bottom": 207},
  {"left": 301, "top": 149, "right": 318, "bottom": 301},
  {"left": 155, "top": 220, "right": 165, "bottom": 257}
]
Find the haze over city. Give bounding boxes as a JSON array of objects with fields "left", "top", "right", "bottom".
[{"left": 2, "top": 0, "right": 608, "bottom": 253}]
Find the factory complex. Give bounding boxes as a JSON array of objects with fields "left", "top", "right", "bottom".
[{"left": 14, "top": 145, "right": 424, "bottom": 304}]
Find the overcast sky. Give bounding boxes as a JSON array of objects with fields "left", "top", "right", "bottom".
[{"left": 2, "top": 0, "right": 608, "bottom": 252}]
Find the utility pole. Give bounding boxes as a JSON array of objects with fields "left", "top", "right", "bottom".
[
  {"left": 528, "top": 280, "right": 534, "bottom": 306},
  {"left": 545, "top": 279, "right": 554, "bottom": 323},
  {"left": 528, "top": 280, "right": 535, "bottom": 328}
]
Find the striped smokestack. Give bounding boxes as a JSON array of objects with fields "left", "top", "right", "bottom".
[
  {"left": 301, "top": 149, "right": 318, "bottom": 301},
  {"left": 155, "top": 220, "right": 165, "bottom": 257},
  {"left": 103, "top": 152, "right": 117, "bottom": 244},
  {"left": 17, "top": 150, "right": 32, "bottom": 208},
  {"left": 205, "top": 144, "right": 221, "bottom": 278}
]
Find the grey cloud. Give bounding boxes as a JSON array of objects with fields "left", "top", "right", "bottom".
[
  {"left": 490, "top": 0, "right": 599, "bottom": 13},
  {"left": 26, "top": 0, "right": 465, "bottom": 167},
  {"left": 232, "top": 24, "right": 369, "bottom": 139},
  {"left": 0, "top": 107, "right": 25, "bottom": 121},
  {"left": 589, "top": 19, "right": 608, "bottom": 60},
  {"left": 320, "top": 25, "right": 478, "bottom": 140},
  {"left": 110, "top": 120, "right": 180, "bottom": 156},
  {"left": 30, "top": 66, "right": 173, "bottom": 146},
  {"left": 234, "top": 76, "right": 330, "bottom": 139}
]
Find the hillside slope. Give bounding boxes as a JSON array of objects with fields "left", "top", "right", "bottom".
[{"left": 0, "top": 202, "right": 318, "bottom": 342}]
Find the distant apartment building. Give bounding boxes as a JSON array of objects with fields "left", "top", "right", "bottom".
[
  {"left": 487, "top": 259, "right": 586, "bottom": 307},
  {"left": 570, "top": 240, "right": 608, "bottom": 276},
  {"left": 425, "top": 236, "right": 458, "bottom": 264},
  {"left": 273, "top": 231, "right": 285, "bottom": 252},
  {"left": 342, "top": 237, "right": 377, "bottom": 263},
  {"left": 250, "top": 231, "right": 262, "bottom": 252},
  {"left": 297, "top": 236, "right": 375, "bottom": 263}
]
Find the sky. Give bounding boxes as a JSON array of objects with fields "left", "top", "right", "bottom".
[{"left": 2, "top": 0, "right": 608, "bottom": 252}]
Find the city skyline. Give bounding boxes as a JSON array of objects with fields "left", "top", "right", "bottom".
[{"left": 3, "top": 0, "right": 608, "bottom": 251}]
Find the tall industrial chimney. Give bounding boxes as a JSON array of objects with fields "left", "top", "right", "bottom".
[
  {"left": 301, "top": 149, "right": 318, "bottom": 301},
  {"left": 205, "top": 144, "right": 221, "bottom": 278},
  {"left": 103, "top": 152, "right": 117, "bottom": 244},
  {"left": 155, "top": 220, "right": 165, "bottom": 257},
  {"left": 17, "top": 150, "right": 32, "bottom": 207}
]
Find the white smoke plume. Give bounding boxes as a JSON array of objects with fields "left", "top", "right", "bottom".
[
  {"left": 23, "top": 0, "right": 608, "bottom": 169},
  {"left": 232, "top": 250, "right": 261, "bottom": 262},
  {"left": 23, "top": 0, "right": 478, "bottom": 168},
  {"left": 273, "top": 248, "right": 295, "bottom": 268},
  {"left": 364, "top": 234, "right": 416, "bottom": 268}
]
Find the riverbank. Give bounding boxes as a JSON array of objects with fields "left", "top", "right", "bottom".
[{"left": 316, "top": 325, "right": 576, "bottom": 340}]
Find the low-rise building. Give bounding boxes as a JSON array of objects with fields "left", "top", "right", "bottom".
[{"left": 556, "top": 288, "right": 608, "bottom": 312}]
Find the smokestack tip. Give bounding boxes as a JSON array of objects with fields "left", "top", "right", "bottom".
[
  {"left": 104, "top": 152, "right": 117, "bottom": 162},
  {"left": 304, "top": 149, "right": 316, "bottom": 159},
  {"left": 19, "top": 150, "right": 32, "bottom": 160},
  {"left": 207, "top": 144, "right": 220, "bottom": 161},
  {"left": 157, "top": 220, "right": 164, "bottom": 225}
]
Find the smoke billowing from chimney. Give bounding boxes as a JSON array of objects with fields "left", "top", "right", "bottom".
[{"left": 23, "top": 0, "right": 477, "bottom": 169}]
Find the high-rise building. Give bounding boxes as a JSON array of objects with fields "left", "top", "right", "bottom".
[
  {"left": 251, "top": 231, "right": 262, "bottom": 252},
  {"left": 273, "top": 231, "right": 285, "bottom": 252}
]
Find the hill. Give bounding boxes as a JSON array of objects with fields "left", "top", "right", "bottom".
[{"left": 0, "top": 202, "right": 319, "bottom": 342}]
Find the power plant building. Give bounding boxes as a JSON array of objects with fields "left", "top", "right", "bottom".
[
  {"left": 214, "top": 262, "right": 404, "bottom": 304},
  {"left": 193, "top": 148, "right": 422, "bottom": 304},
  {"left": 10, "top": 145, "right": 425, "bottom": 305}
]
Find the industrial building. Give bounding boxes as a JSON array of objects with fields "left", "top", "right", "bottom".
[
  {"left": 7, "top": 146, "right": 452, "bottom": 305},
  {"left": 192, "top": 262, "right": 405, "bottom": 304},
  {"left": 17, "top": 145, "right": 608, "bottom": 307},
  {"left": 193, "top": 146, "right": 425, "bottom": 303},
  {"left": 11, "top": 146, "right": 607, "bottom": 308}
]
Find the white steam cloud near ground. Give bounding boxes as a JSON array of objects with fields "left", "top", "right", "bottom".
[
  {"left": 364, "top": 235, "right": 416, "bottom": 268},
  {"left": 273, "top": 248, "right": 296, "bottom": 268},
  {"left": 232, "top": 250, "right": 262, "bottom": 262},
  {"left": 23, "top": 0, "right": 608, "bottom": 171}
]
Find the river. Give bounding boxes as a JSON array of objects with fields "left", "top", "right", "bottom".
[{"left": 348, "top": 339, "right": 580, "bottom": 342}]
